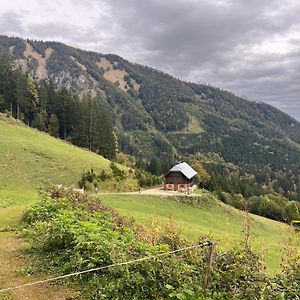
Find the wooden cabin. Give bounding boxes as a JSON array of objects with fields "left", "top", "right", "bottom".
[{"left": 164, "top": 162, "right": 197, "bottom": 192}]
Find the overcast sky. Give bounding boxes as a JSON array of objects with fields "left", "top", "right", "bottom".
[{"left": 1, "top": 0, "right": 300, "bottom": 120}]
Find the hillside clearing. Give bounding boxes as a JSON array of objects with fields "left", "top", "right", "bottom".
[
  {"left": 96, "top": 57, "right": 140, "bottom": 91},
  {"left": 23, "top": 42, "right": 53, "bottom": 80}
]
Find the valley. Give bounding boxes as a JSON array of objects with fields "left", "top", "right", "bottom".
[
  {"left": 0, "top": 35, "right": 299, "bottom": 299},
  {"left": 1, "top": 35, "right": 300, "bottom": 207},
  {"left": 0, "top": 116, "right": 298, "bottom": 299}
]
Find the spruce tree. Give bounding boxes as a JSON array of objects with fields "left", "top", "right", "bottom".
[
  {"left": 48, "top": 114, "right": 59, "bottom": 137},
  {"left": 32, "top": 112, "right": 46, "bottom": 131}
]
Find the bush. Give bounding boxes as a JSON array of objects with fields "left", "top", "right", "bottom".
[
  {"left": 218, "top": 192, "right": 246, "bottom": 210},
  {"left": 21, "top": 187, "right": 300, "bottom": 299},
  {"left": 265, "top": 240, "right": 300, "bottom": 299},
  {"left": 22, "top": 188, "right": 209, "bottom": 299},
  {"left": 219, "top": 191, "right": 300, "bottom": 224},
  {"left": 110, "top": 162, "right": 126, "bottom": 180},
  {"left": 78, "top": 169, "right": 113, "bottom": 190},
  {"left": 134, "top": 169, "right": 163, "bottom": 187},
  {"left": 78, "top": 169, "right": 98, "bottom": 190},
  {"left": 211, "top": 248, "right": 267, "bottom": 299}
]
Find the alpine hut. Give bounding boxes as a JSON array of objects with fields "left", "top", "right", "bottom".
[{"left": 164, "top": 162, "right": 197, "bottom": 192}]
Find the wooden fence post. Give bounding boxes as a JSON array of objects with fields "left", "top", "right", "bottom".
[{"left": 204, "top": 243, "right": 216, "bottom": 289}]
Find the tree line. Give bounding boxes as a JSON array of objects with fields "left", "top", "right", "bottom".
[{"left": 0, "top": 52, "right": 117, "bottom": 159}]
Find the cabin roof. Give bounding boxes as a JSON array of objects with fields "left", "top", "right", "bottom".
[{"left": 167, "top": 162, "right": 197, "bottom": 180}]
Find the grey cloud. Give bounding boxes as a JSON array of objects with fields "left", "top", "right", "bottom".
[
  {"left": 93, "top": 0, "right": 300, "bottom": 119},
  {"left": 1, "top": 0, "right": 300, "bottom": 120},
  {"left": 0, "top": 11, "right": 25, "bottom": 35},
  {"left": 27, "top": 22, "right": 78, "bottom": 39}
]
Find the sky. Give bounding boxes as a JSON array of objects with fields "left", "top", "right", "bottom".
[{"left": 1, "top": 0, "right": 300, "bottom": 120}]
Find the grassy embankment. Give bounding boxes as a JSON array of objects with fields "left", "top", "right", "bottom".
[
  {"left": 0, "top": 115, "right": 137, "bottom": 225},
  {"left": 100, "top": 192, "right": 299, "bottom": 274}
]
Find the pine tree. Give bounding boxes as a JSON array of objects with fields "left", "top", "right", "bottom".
[
  {"left": 48, "top": 114, "right": 59, "bottom": 137},
  {"left": 0, "top": 53, "right": 17, "bottom": 114},
  {"left": 71, "top": 100, "right": 90, "bottom": 148},
  {"left": 32, "top": 112, "right": 46, "bottom": 131},
  {"left": 24, "top": 77, "right": 40, "bottom": 124},
  {"left": 0, "top": 95, "right": 5, "bottom": 111}
]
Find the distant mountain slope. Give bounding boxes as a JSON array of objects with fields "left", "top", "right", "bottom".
[{"left": 1, "top": 35, "right": 300, "bottom": 201}]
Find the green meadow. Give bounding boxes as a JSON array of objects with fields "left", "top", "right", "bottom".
[
  {"left": 0, "top": 117, "right": 137, "bottom": 299},
  {"left": 0, "top": 117, "right": 136, "bottom": 207},
  {"left": 0, "top": 118, "right": 111, "bottom": 192},
  {"left": 101, "top": 193, "right": 299, "bottom": 273},
  {"left": 0, "top": 116, "right": 137, "bottom": 252}
]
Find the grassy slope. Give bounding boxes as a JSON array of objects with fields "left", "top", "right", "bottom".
[
  {"left": 0, "top": 117, "right": 136, "bottom": 299},
  {"left": 0, "top": 116, "right": 136, "bottom": 209},
  {"left": 0, "top": 115, "right": 298, "bottom": 284},
  {"left": 101, "top": 192, "right": 299, "bottom": 274}
]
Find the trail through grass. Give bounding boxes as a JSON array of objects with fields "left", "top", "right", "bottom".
[{"left": 0, "top": 231, "right": 76, "bottom": 300}]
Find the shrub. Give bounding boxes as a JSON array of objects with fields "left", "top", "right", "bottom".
[
  {"left": 78, "top": 169, "right": 112, "bottom": 190},
  {"left": 22, "top": 188, "right": 210, "bottom": 299},
  {"left": 110, "top": 162, "right": 126, "bottom": 180},
  {"left": 21, "top": 187, "right": 300, "bottom": 299},
  {"left": 134, "top": 168, "right": 162, "bottom": 187},
  {"left": 78, "top": 169, "right": 98, "bottom": 190}
]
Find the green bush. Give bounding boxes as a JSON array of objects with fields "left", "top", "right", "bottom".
[
  {"left": 110, "top": 162, "right": 126, "bottom": 180},
  {"left": 78, "top": 169, "right": 113, "bottom": 190},
  {"left": 78, "top": 169, "right": 99, "bottom": 190},
  {"left": 21, "top": 187, "right": 300, "bottom": 299},
  {"left": 134, "top": 168, "right": 163, "bottom": 187}
]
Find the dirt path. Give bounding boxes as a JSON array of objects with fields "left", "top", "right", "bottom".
[
  {"left": 0, "top": 224, "right": 75, "bottom": 299},
  {"left": 99, "top": 186, "right": 197, "bottom": 197},
  {"left": 129, "top": 186, "right": 197, "bottom": 196}
]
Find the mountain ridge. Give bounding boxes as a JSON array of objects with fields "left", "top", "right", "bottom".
[{"left": 1, "top": 35, "right": 300, "bottom": 202}]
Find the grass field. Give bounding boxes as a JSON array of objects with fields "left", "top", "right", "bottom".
[
  {"left": 0, "top": 116, "right": 137, "bottom": 208},
  {"left": 100, "top": 193, "right": 299, "bottom": 274},
  {"left": 0, "top": 115, "right": 136, "bottom": 231},
  {"left": 0, "top": 116, "right": 138, "bottom": 227},
  {"left": 0, "top": 116, "right": 136, "bottom": 299},
  {"left": 0, "top": 116, "right": 137, "bottom": 194}
]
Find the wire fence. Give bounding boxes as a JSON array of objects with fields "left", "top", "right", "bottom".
[{"left": 0, "top": 241, "right": 213, "bottom": 294}]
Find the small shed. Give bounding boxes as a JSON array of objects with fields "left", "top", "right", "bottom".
[{"left": 164, "top": 162, "right": 197, "bottom": 192}]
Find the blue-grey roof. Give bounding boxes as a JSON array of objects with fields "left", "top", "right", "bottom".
[{"left": 168, "top": 162, "right": 197, "bottom": 179}]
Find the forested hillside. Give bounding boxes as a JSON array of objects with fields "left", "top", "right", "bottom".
[
  {"left": 1, "top": 35, "right": 300, "bottom": 211},
  {"left": 0, "top": 52, "right": 117, "bottom": 159}
]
